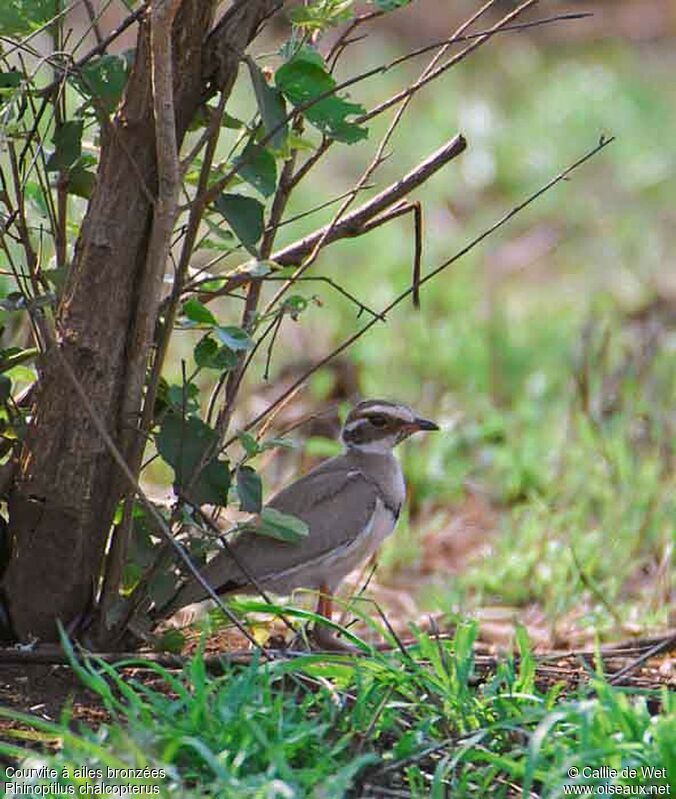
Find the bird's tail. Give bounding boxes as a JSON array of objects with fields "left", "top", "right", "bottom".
[{"left": 156, "top": 553, "right": 244, "bottom": 626}]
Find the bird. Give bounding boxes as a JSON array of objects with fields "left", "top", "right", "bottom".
[{"left": 164, "top": 399, "right": 439, "bottom": 647}]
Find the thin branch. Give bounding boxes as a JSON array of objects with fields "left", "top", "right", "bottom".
[
  {"left": 265, "top": 0, "right": 497, "bottom": 314},
  {"left": 193, "top": 10, "right": 591, "bottom": 211},
  {"left": 140, "top": 91, "right": 231, "bottom": 450},
  {"left": 264, "top": 276, "right": 385, "bottom": 321},
  {"left": 411, "top": 201, "right": 422, "bottom": 308},
  {"left": 230, "top": 137, "right": 616, "bottom": 444},
  {"left": 82, "top": 0, "right": 105, "bottom": 47},
  {"left": 269, "top": 135, "right": 466, "bottom": 267}
]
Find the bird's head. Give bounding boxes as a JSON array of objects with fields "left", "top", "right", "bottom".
[{"left": 341, "top": 399, "right": 439, "bottom": 453}]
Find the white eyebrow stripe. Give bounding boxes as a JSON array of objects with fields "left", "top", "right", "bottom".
[{"left": 355, "top": 405, "right": 411, "bottom": 422}]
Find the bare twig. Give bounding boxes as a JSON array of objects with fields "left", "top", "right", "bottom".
[
  {"left": 607, "top": 635, "right": 676, "bottom": 685},
  {"left": 194, "top": 10, "right": 591, "bottom": 211},
  {"left": 82, "top": 0, "right": 105, "bottom": 47},
  {"left": 270, "top": 135, "right": 466, "bottom": 267},
  {"left": 229, "top": 137, "right": 616, "bottom": 445},
  {"left": 264, "top": 0, "right": 499, "bottom": 315}
]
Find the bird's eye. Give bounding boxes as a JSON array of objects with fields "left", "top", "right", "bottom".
[{"left": 369, "top": 414, "right": 387, "bottom": 427}]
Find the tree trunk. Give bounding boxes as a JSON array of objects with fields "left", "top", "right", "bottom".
[{"left": 3, "top": 0, "right": 281, "bottom": 642}]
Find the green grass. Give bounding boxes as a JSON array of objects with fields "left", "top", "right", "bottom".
[{"left": 1, "top": 626, "right": 673, "bottom": 797}]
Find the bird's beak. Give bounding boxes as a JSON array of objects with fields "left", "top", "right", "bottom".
[{"left": 412, "top": 416, "right": 439, "bottom": 432}]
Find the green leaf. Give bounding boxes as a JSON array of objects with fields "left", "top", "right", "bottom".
[
  {"left": 78, "top": 54, "right": 128, "bottom": 114},
  {"left": 156, "top": 628, "right": 186, "bottom": 654},
  {"left": 182, "top": 298, "right": 217, "bottom": 326},
  {"left": 0, "top": 346, "right": 37, "bottom": 373},
  {"left": 283, "top": 294, "right": 310, "bottom": 319},
  {"left": 289, "top": 1, "right": 353, "bottom": 30},
  {"left": 247, "top": 61, "right": 288, "bottom": 150},
  {"left": 193, "top": 336, "right": 238, "bottom": 371},
  {"left": 67, "top": 163, "right": 96, "bottom": 198},
  {"left": 46, "top": 121, "right": 83, "bottom": 172},
  {"left": 286, "top": 131, "right": 315, "bottom": 152},
  {"left": 258, "top": 507, "right": 309, "bottom": 543},
  {"left": 0, "top": 71, "right": 22, "bottom": 90},
  {"left": 155, "top": 413, "right": 230, "bottom": 506},
  {"left": 234, "top": 141, "right": 277, "bottom": 197},
  {"left": 213, "top": 193, "right": 264, "bottom": 255},
  {"left": 156, "top": 414, "right": 214, "bottom": 479},
  {"left": 0, "top": 0, "right": 55, "bottom": 36},
  {"left": 0, "top": 375, "right": 11, "bottom": 402},
  {"left": 221, "top": 112, "right": 244, "bottom": 129},
  {"left": 239, "top": 431, "right": 261, "bottom": 457},
  {"left": 275, "top": 52, "right": 367, "bottom": 144},
  {"left": 147, "top": 573, "right": 177, "bottom": 609},
  {"left": 166, "top": 382, "right": 200, "bottom": 415},
  {"left": 43, "top": 267, "right": 68, "bottom": 292},
  {"left": 214, "top": 325, "right": 254, "bottom": 352},
  {"left": 236, "top": 465, "right": 263, "bottom": 513}
]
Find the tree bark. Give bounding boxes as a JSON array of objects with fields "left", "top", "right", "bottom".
[{"left": 3, "top": 0, "right": 281, "bottom": 642}]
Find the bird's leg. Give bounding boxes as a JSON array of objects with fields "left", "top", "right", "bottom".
[
  {"left": 316, "top": 586, "right": 333, "bottom": 621},
  {"left": 311, "top": 584, "right": 356, "bottom": 652}
]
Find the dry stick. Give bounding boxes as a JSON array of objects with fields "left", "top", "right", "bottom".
[
  {"left": 263, "top": 0, "right": 501, "bottom": 317},
  {"left": 140, "top": 91, "right": 230, "bottom": 449},
  {"left": 1, "top": 634, "right": 672, "bottom": 677},
  {"left": 228, "top": 137, "right": 616, "bottom": 446},
  {"left": 270, "top": 134, "right": 467, "bottom": 267},
  {"left": 82, "top": 0, "right": 105, "bottom": 46},
  {"left": 411, "top": 201, "right": 423, "bottom": 309},
  {"left": 48, "top": 342, "right": 262, "bottom": 652},
  {"left": 608, "top": 634, "right": 676, "bottom": 685}
]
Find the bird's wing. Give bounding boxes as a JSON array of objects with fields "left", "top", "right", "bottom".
[{"left": 171, "top": 463, "right": 385, "bottom": 608}]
